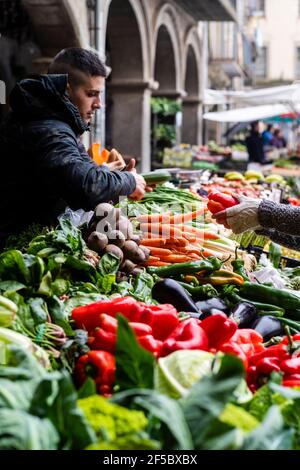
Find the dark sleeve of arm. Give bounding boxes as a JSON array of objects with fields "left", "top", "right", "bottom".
[
  {"left": 256, "top": 228, "right": 300, "bottom": 251},
  {"left": 258, "top": 200, "right": 300, "bottom": 236},
  {"left": 34, "top": 128, "right": 136, "bottom": 210}
]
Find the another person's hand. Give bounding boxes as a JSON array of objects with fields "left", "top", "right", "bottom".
[
  {"left": 106, "top": 148, "right": 126, "bottom": 171},
  {"left": 213, "top": 195, "right": 262, "bottom": 234}
]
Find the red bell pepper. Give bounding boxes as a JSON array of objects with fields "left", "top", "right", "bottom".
[
  {"left": 139, "top": 304, "right": 179, "bottom": 340},
  {"left": 161, "top": 318, "right": 208, "bottom": 356},
  {"left": 208, "top": 191, "right": 238, "bottom": 213},
  {"left": 72, "top": 297, "right": 140, "bottom": 331},
  {"left": 90, "top": 327, "right": 116, "bottom": 353},
  {"left": 99, "top": 313, "right": 117, "bottom": 333},
  {"left": 138, "top": 335, "right": 163, "bottom": 357},
  {"left": 200, "top": 313, "right": 237, "bottom": 350},
  {"left": 248, "top": 344, "right": 289, "bottom": 367},
  {"left": 280, "top": 357, "right": 300, "bottom": 375},
  {"left": 219, "top": 341, "right": 248, "bottom": 367},
  {"left": 282, "top": 379, "right": 300, "bottom": 387},
  {"left": 255, "top": 357, "right": 281, "bottom": 375},
  {"left": 207, "top": 200, "right": 224, "bottom": 215},
  {"left": 75, "top": 350, "right": 115, "bottom": 396}
]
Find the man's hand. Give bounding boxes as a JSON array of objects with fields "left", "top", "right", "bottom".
[
  {"left": 213, "top": 194, "right": 262, "bottom": 234},
  {"left": 107, "top": 148, "right": 126, "bottom": 171},
  {"left": 129, "top": 173, "right": 147, "bottom": 201}
]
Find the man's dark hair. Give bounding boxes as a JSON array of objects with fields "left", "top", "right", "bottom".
[
  {"left": 267, "top": 124, "right": 273, "bottom": 131},
  {"left": 48, "top": 47, "right": 107, "bottom": 86}
]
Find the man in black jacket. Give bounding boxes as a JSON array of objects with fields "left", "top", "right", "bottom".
[{"left": 0, "top": 48, "right": 146, "bottom": 247}]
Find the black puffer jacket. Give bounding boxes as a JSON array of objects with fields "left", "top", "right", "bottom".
[{"left": 0, "top": 74, "right": 136, "bottom": 246}]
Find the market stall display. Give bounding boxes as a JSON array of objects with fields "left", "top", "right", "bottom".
[{"left": 2, "top": 177, "right": 300, "bottom": 450}]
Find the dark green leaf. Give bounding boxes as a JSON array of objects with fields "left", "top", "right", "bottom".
[
  {"left": 98, "top": 253, "right": 120, "bottom": 277},
  {"left": 0, "top": 408, "right": 59, "bottom": 450},
  {"left": 181, "top": 355, "right": 244, "bottom": 448},
  {"left": 29, "top": 372, "right": 96, "bottom": 450},
  {"left": 36, "top": 271, "right": 52, "bottom": 297},
  {"left": 78, "top": 378, "right": 97, "bottom": 399},
  {"left": 65, "top": 255, "right": 97, "bottom": 282},
  {"left": 0, "top": 250, "right": 31, "bottom": 285},
  {"left": 241, "top": 406, "right": 294, "bottom": 450},
  {"left": 0, "top": 281, "right": 26, "bottom": 292},
  {"left": 111, "top": 388, "right": 193, "bottom": 450},
  {"left": 28, "top": 297, "right": 49, "bottom": 326},
  {"left": 47, "top": 296, "right": 74, "bottom": 336},
  {"left": 115, "top": 315, "right": 154, "bottom": 391},
  {"left": 131, "top": 272, "right": 154, "bottom": 303}
]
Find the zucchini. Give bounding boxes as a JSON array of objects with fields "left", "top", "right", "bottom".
[{"left": 141, "top": 170, "right": 171, "bottom": 185}]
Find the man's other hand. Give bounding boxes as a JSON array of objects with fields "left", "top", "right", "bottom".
[{"left": 107, "top": 148, "right": 126, "bottom": 171}]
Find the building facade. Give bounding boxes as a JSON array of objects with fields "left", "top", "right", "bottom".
[{"left": 246, "top": 0, "right": 300, "bottom": 86}]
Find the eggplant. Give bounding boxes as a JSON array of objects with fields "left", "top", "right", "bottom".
[
  {"left": 229, "top": 302, "right": 258, "bottom": 328},
  {"left": 251, "top": 315, "right": 284, "bottom": 341},
  {"left": 152, "top": 279, "right": 198, "bottom": 313},
  {"left": 196, "top": 298, "right": 229, "bottom": 315}
]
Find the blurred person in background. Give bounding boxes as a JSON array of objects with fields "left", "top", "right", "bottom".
[{"left": 245, "top": 121, "right": 266, "bottom": 164}]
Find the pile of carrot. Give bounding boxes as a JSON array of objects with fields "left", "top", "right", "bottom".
[{"left": 137, "top": 208, "right": 220, "bottom": 267}]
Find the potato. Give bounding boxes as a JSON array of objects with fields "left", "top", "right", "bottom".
[
  {"left": 123, "top": 240, "right": 146, "bottom": 263},
  {"left": 108, "top": 230, "right": 126, "bottom": 248},
  {"left": 87, "top": 232, "right": 108, "bottom": 254},
  {"left": 105, "top": 244, "right": 124, "bottom": 263},
  {"left": 116, "top": 216, "right": 133, "bottom": 240}
]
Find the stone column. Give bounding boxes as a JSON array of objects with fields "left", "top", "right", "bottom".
[
  {"left": 182, "top": 96, "right": 202, "bottom": 145},
  {"left": 107, "top": 79, "right": 152, "bottom": 172}
]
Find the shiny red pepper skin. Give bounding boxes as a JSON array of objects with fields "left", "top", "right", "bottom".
[
  {"left": 75, "top": 350, "right": 115, "bottom": 396},
  {"left": 161, "top": 319, "right": 208, "bottom": 356},
  {"left": 139, "top": 304, "right": 179, "bottom": 341},
  {"left": 138, "top": 335, "right": 163, "bottom": 357},
  {"left": 200, "top": 313, "right": 237, "bottom": 350},
  {"left": 280, "top": 357, "right": 300, "bottom": 375},
  {"left": 208, "top": 192, "right": 238, "bottom": 210},
  {"left": 72, "top": 297, "right": 179, "bottom": 340},
  {"left": 219, "top": 342, "right": 248, "bottom": 367},
  {"left": 248, "top": 345, "right": 289, "bottom": 367},
  {"left": 90, "top": 328, "right": 116, "bottom": 353},
  {"left": 72, "top": 297, "right": 140, "bottom": 330},
  {"left": 207, "top": 200, "right": 224, "bottom": 215},
  {"left": 256, "top": 357, "right": 281, "bottom": 374}
]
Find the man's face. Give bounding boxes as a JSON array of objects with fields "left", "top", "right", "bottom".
[{"left": 67, "top": 75, "right": 105, "bottom": 124}]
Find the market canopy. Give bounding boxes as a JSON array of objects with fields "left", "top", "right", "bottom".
[
  {"left": 203, "top": 103, "right": 300, "bottom": 122},
  {"left": 204, "top": 83, "right": 300, "bottom": 106},
  {"left": 203, "top": 83, "right": 300, "bottom": 122}
]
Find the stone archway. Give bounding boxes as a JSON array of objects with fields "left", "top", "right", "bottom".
[
  {"left": 152, "top": 3, "right": 182, "bottom": 95},
  {"left": 182, "top": 27, "right": 202, "bottom": 145},
  {"left": 105, "top": 0, "right": 151, "bottom": 171},
  {"left": 22, "top": 0, "right": 89, "bottom": 57}
]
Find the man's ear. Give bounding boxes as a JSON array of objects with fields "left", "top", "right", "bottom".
[{"left": 66, "top": 82, "right": 71, "bottom": 97}]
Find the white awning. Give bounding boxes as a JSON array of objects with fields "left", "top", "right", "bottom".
[
  {"left": 203, "top": 103, "right": 297, "bottom": 122},
  {"left": 204, "top": 83, "right": 300, "bottom": 106}
]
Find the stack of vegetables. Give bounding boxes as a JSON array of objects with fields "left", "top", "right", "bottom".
[{"left": 3, "top": 182, "right": 300, "bottom": 450}]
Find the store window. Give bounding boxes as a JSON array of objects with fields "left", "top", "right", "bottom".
[
  {"left": 254, "top": 46, "right": 267, "bottom": 78},
  {"left": 248, "top": 0, "right": 265, "bottom": 17},
  {"left": 296, "top": 47, "right": 300, "bottom": 79}
]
